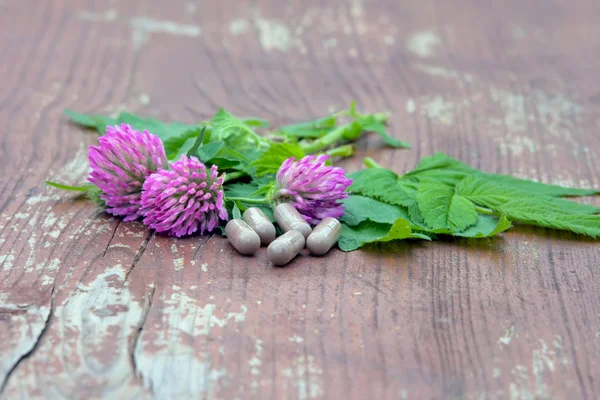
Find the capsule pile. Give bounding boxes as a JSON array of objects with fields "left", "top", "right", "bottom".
[{"left": 225, "top": 205, "right": 342, "bottom": 266}]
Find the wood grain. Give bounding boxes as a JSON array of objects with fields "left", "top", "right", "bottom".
[{"left": 1, "top": 0, "right": 599, "bottom": 398}]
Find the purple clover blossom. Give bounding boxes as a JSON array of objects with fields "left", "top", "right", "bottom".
[
  {"left": 140, "top": 155, "right": 228, "bottom": 237},
  {"left": 273, "top": 154, "right": 352, "bottom": 225},
  {"left": 88, "top": 124, "right": 167, "bottom": 221}
]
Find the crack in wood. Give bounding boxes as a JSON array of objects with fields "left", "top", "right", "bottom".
[
  {"left": 101, "top": 220, "right": 121, "bottom": 258},
  {"left": 0, "top": 285, "right": 55, "bottom": 395},
  {"left": 129, "top": 283, "right": 156, "bottom": 393},
  {"left": 125, "top": 231, "right": 153, "bottom": 281}
]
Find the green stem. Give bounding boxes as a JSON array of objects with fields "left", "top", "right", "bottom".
[
  {"left": 226, "top": 196, "right": 268, "bottom": 205},
  {"left": 46, "top": 180, "right": 87, "bottom": 192},
  {"left": 224, "top": 171, "right": 246, "bottom": 183},
  {"left": 363, "top": 157, "right": 382, "bottom": 169},
  {"left": 475, "top": 205, "right": 498, "bottom": 216},
  {"left": 326, "top": 144, "right": 355, "bottom": 158},
  {"left": 299, "top": 123, "right": 352, "bottom": 153}
]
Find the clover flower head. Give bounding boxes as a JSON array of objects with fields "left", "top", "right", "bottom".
[
  {"left": 140, "top": 155, "right": 228, "bottom": 237},
  {"left": 88, "top": 124, "right": 167, "bottom": 221},
  {"left": 273, "top": 154, "right": 352, "bottom": 225}
]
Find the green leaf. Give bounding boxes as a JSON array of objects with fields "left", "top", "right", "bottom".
[
  {"left": 197, "top": 142, "right": 224, "bottom": 162},
  {"left": 341, "top": 195, "right": 410, "bottom": 225},
  {"left": 279, "top": 115, "right": 337, "bottom": 138},
  {"left": 349, "top": 168, "right": 414, "bottom": 207},
  {"left": 251, "top": 142, "right": 306, "bottom": 176},
  {"left": 454, "top": 215, "right": 512, "bottom": 238},
  {"left": 186, "top": 127, "right": 207, "bottom": 157},
  {"left": 210, "top": 109, "right": 271, "bottom": 151},
  {"left": 46, "top": 181, "right": 88, "bottom": 192},
  {"left": 417, "top": 181, "right": 478, "bottom": 233},
  {"left": 409, "top": 153, "right": 599, "bottom": 197},
  {"left": 224, "top": 182, "right": 261, "bottom": 199},
  {"left": 338, "top": 218, "right": 428, "bottom": 252},
  {"left": 457, "top": 176, "right": 600, "bottom": 215},
  {"left": 64, "top": 110, "right": 117, "bottom": 133},
  {"left": 232, "top": 203, "right": 242, "bottom": 219},
  {"left": 457, "top": 176, "right": 600, "bottom": 237},
  {"left": 360, "top": 116, "right": 411, "bottom": 148},
  {"left": 240, "top": 117, "right": 270, "bottom": 128}
]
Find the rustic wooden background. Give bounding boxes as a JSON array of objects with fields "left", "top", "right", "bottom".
[{"left": 1, "top": 0, "right": 599, "bottom": 399}]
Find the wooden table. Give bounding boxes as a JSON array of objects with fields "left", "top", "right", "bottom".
[{"left": 1, "top": 0, "right": 599, "bottom": 398}]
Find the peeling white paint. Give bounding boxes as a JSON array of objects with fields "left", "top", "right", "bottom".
[
  {"left": 323, "top": 38, "right": 337, "bottom": 49},
  {"left": 407, "top": 30, "right": 440, "bottom": 58},
  {"left": 78, "top": 9, "right": 118, "bottom": 22},
  {"left": 249, "top": 338, "right": 264, "bottom": 392},
  {"left": 134, "top": 291, "right": 248, "bottom": 397},
  {"left": 384, "top": 35, "right": 395, "bottom": 46},
  {"left": 282, "top": 356, "right": 323, "bottom": 400},
  {"left": 139, "top": 92, "right": 150, "bottom": 105},
  {"left": 406, "top": 99, "right": 416, "bottom": 114},
  {"left": 230, "top": 18, "right": 249, "bottom": 35},
  {"left": 288, "top": 335, "right": 304, "bottom": 343},
  {"left": 414, "top": 63, "right": 473, "bottom": 82},
  {"left": 499, "top": 324, "right": 515, "bottom": 346},
  {"left": 253, "top": 14, "right": 291, "bottom": 52},
  {"left": 130, "top": 17, "right": 201, "bottom": 50},
  {"left": 201, "top": 263, "right": 208, "bottom": 272},
  {"left": 0, "top": 249, "right": 15, "bottom": 271},
  {"left": 420, "top": 95, "right": 455, "bottom": 125},
  {"left": 173, "top": 258, "right": 184, "bottom": 271}
]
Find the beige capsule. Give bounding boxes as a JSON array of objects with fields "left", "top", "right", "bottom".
[
  {"left": 273, "top": 203, "right": 312, "bottom": 239},
  {"left": 242, "top": 207, "right": 276, "bottom": 245},
  {"left": 225, "top": 219, "right": 261, "bottom": 256},
  {"left": 306, "top": 217, "right": 342, "bottom": 256},
  {"left": 267, "top": 230, "right": 305, "bottom": 266}
]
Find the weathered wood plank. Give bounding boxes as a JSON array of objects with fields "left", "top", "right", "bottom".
[{"left": 0, "top": 0, "right": 599, "bottom": 399}]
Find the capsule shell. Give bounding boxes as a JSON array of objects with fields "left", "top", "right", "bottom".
[
  {"left": 274, "top": 203, "right": 312, "bottom": 239},
  {"left": 267, "top": 230, "right": 305, "bottom": 266},
  {"left": 242, "top": 207, "right": 276, "bottom": 245},
  {"left": 306, "top": 218, "right": 342, "bottom": 256},
  {"left": 225, "top": 219, "right": 261, "bottom": 256}
]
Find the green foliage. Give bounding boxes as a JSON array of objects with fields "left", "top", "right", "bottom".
[
  {"left": 251, "top": 142, "right": 306, "bottom": 176},
  {"left": 349, "top": 168, "right": 414, "bottom": 207},
  {"left": 457, "top": 176, "right": 600, "bottom": 237},
  {"left": 338, "top": 217, "right": 429, "bottom": 252},
  {"left": 279, "top": 115, "right": 336, "bottom": 138},
  {"left": 341, "top": 195, "right": 410, "bottom": 225},
  {"left": 210, "top": 108, "right": 271, "bottom": 151},
  {"left": 358, "top": 115, "right": 411, "bottom": 148},
  {"left": 416, "top": 182, "right": 478, "bottom": 233}
]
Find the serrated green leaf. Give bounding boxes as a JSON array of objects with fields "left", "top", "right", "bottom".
[
  {"left": 360, "top": 116, "right": 410, "bottom": 148},
  {"left": 341, "top": 195, "right": 410, "bottom": 225},
  {"left": 250, "top": 142, "right": 306, "bottom": 177},
  {"left": 457, "top": 176, "right": 600, "bottom": 215},
  {"left": 210, "top": 109, "right": 271, "bottom": 151},
  {"left": 349, "top": 168, "right": 414, "bottom": 207},
  {"left": 197, "top": 142, "right": 224, "bottom": 162},
  {"left": 409, "top": 153, "right": 599, "bottom": 197},
  {"left": 338, "top": 218, "right": 428, "bottom": 251},
  {"left": 454, "top": 215, "right": 512, "bottom": 238},
  {"left": 417, "top": 182, "right": 478, "bottom": 233},
  {"left": 457, "top": 176, "right": 600, "bottom": 237}
]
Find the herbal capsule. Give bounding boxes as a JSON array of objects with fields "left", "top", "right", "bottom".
[
  {"left": 225, "top": 219, "right": 261, "bottom": 256},
  {"left": 267, "top": 230, "right": 305, "bottom": 266},
  {"left": 242, "top": 207, "right": 276, "bottom": 245},
  {"left": 306, "top": 218, "right": 342, "bottom": 256},
  {"left": 273, "top": 203, "right": 312, "bottom": 239}
]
